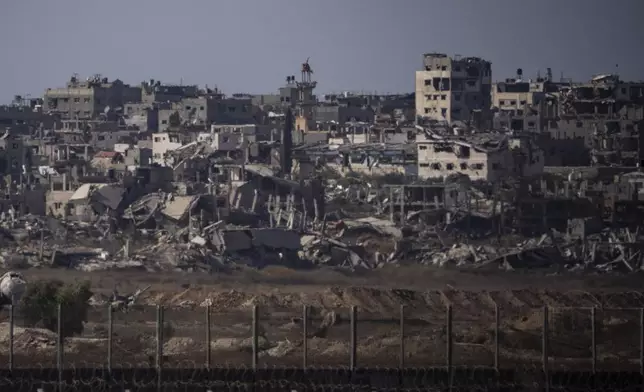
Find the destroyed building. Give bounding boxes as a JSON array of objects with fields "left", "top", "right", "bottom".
[
  {"left": 0, "top": 131, "right": 31, "bottom": 177},
  {"left": 294, "top": 142, "right": 417, "bottom": 178},
  {"left": 44, "top": 74, "right": 141, "bottom": 120},
  {"left": 141, "top": 80, "right": 200, "bottom": 104},
  {"left": 415, "top": 53, "right": 492, "bottom": 128},
  {"left": 416, "top": 132, "right": 544, "bottom": 181},
  {"left": 314, "top": 101, "right": 375, "bottom": 125},
  {"left": 557, "top": 74, "right": 644, "bottom": 167},
  {"left": 491, "top": 68, "right": 560, "bottom": 133},
  {"left": 3, "top": 53, "right": 644, "bottom": 279},
  {"left": 156, "top": 95, "right": 256, "bottom": 131},
  {"left": 0, "top": 98, "right": 56, "bottom": 136}
]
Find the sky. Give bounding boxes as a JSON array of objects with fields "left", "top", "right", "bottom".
[{"left": 1, "top": 0, "right": 643, "bottom": 102}]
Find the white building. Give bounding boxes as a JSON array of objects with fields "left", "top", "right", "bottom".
[{"left": 152, "top": 132, "right": 186, "bottom": 164}]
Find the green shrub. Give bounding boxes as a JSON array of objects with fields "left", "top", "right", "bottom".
[{"left": 19, "top": 279, "right": 93, "bottom": 337}]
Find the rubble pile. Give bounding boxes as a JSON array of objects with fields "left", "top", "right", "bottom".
[{"left": 1, "top": 159, "right": 644, "bottom": 276}]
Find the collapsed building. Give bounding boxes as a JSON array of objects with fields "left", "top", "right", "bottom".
[
  {"left": 558, "top": 74, "right": 644, "bottom": 167},
  {"left": 2, "top": 56, "right": 644, "bottom": 277}
]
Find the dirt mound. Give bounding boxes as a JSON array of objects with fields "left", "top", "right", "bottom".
[
  {"left": 138, "top": 287, "right": 644, "bottom": 317},
  {"left": 0, "top": 323, "right": 56, "bottom": 352},
  {"left": 143, "top": 286, "right": 445, "bottom": 315}
]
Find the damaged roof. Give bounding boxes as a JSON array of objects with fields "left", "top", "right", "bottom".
[
  {"left": 69, "top": 183, "right": 108, "bottom": 202},
  {"left": 420, "top": 133, "right": 509, "bottom": 153},
  {"left": 91, "top": 185, "right": 126, "bottom": 210},
  {"left": 161, "top": 195, "right": 199, "bottom": 221},
  {"left": 94, "top": 151, "right": 120, "bottom": 159}
]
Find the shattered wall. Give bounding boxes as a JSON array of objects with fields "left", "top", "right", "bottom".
[
  {"left": 151, "top": 133, "right": 186, "bottom": 165},
  {"left": 326, "top": 162, "right": 416, "bottom": 177},
  {"left": 415, "top": 54, "right": 492, "bottom": 126},
  {"left": 0, "top": 188, "right": 47, "bottom": 216},
  {"left": 229, "top": 181, "right": 265, "bottom": 212},
  {"left": 46, "top": 190, "right": 74, "bottom": 218},
  {"left": 417, "top": 140, "right": 505, "bottom": 181}
]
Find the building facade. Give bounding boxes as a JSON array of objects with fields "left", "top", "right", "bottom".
[
  {"left": 491, "top": 70, "right": 560, "bottom": 133},
  {"left": 314, "top": 104, "right": 375, "bottom": 125},
  {"left": 416, "top": 134, "right": 543, "bottom": 182},
  {"left": 44, "top": 75, "right": 141, "bottom": 119},
  {"left": 156, "top": 96, "right": 255, "bottom": 132},
  {"left": 415, "top": 53, "right": 492, "bottom": 127},
  {"left": 151, "top": 132, "right": 191, "bottom": 165}
]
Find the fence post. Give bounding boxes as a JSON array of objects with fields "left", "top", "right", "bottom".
[
  {"left": 206, "top": 304, "right": 211, "bottom": 369},
  {"left": 57, "top": 303, "right": 64, "bottom": 390},
  {"left": 302, "top": 305, "right": 308, "bottom": 368},
  {"left": 350, "top": 306, "right": 357, "bottom": 370},
  {"left": 542, "top": 306, "right": 549, "bottom": 391},
  {"left": 107, "top": 304, "right": 113, "bottom": 372},
  {"left": 399, "top": 305, "right": 405, "bottom": 369},
  {"left": 156, "top": 305, "right": 164, "bottom": 389},
  {"left": 640, "top": 308, "right": 644, "bottom": 376},
  {"left": 39, "top": 227, "right": 44, "bottom": 260},
  {"left": 446, "top": 304, "right": 453, "bottom": 389},
  {"left": 9, "top": 301, "right": 14, "bottom": 371},
  {"left": 252, "top": 305, "right": 258, "bottom": 370},
  {"left": 591, "top": 307, "right": 596, "bottom": 374},
  {"left": 494, "top": 303, "right": 500, "bottom": 371}
]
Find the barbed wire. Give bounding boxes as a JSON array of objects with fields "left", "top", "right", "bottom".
[
  {"left": 4, "top": 300, "right": 644, "bottom": 390},
  {"left": 0, "top": 363, "right": 642, "bottom": 391}
]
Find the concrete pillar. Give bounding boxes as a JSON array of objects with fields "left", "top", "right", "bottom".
[
  {"left": 251, "top": 189, "right": 258, "bottom": 213},
  {"left": 389, "top": 187, "right": 394, "bottom": 223},
  {"left": 399, "top": 186, "right": 405, "bottom": 225}
]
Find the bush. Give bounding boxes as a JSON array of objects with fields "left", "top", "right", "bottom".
[{"left": 19, "top": 279, "right": 93, "bottom": 337}]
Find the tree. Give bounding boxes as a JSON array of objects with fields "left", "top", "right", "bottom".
[{"left": 19, "top": 280, "right": 93, "bottom": 337}]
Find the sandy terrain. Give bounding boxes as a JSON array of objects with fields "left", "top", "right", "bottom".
[{"left": 1, "top": 265, "right": 643, "bottom": 370}]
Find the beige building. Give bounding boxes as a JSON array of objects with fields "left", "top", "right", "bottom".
[
  {"left": 44, "top": 74, "right": 140, "bottom": 120},
  {"left": 416, "top": 134, "right": 543, "bottom": 182},
  {"left": 491, "top": 71, "right": 560, "bottom": 132},
  {"left": 415, "top": 53, "right": 492, "bottom": 126}
]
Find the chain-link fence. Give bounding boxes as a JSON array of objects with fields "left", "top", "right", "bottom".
[{"left": 0, "top": 303, "right": 644, "bottom": 390}]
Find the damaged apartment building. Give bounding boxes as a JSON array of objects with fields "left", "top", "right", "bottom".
[
  {"left": 491, "top": 71, "right": 644, "bottom": 167},
  {"left": 126, "top": 81, "right": 258, "bottom": 132},
  {"left": 556, "top": 74, "right": 644, "bottom": 167},
  {"left": 491, "top": 68, "right": 561, "bottom": 133},
  {"left": 43, "top": 74, "right": 141, "bottom": 120},
  {"left": 415, "top": 53, "right": 492, "bottom": 128},
  {"left": 416, "top": 131, "right": 544, "bottom": 182},
  {"left": 0, "top": 96, "right": 55, "bottom": 136},
  {"left": 490, "top": 69, "right": 582, "bottom": 166}
]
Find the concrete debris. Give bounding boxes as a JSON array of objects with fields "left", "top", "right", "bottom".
[
  {"left": 0, "top": 63, "right": 643, "bottom": 283},
  {"left": 110, "top": 285, "right": 151, "bottom": 312},
  {"left": 1, "top": 138, "right": 644, "bottom": 277},
  {"left": 310, "top": 171, "right": 644, "bottom": 273}
]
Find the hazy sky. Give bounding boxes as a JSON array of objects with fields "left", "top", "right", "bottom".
[{"left": 1, "top": 0, "right": 643, "bottom": 102}]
